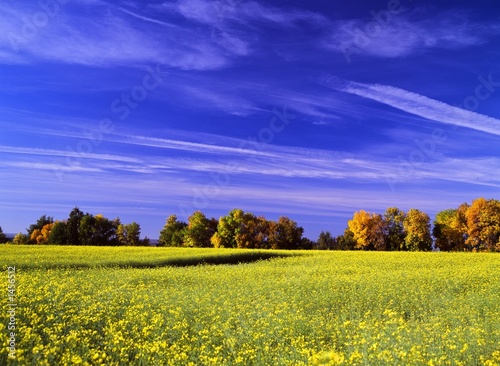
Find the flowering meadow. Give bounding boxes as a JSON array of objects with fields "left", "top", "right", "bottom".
[{"left": 1, "top": 246, "right": 500, "bottom": 365}]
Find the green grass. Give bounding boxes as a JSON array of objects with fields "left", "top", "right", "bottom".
[{"left": 1, "top": 247, "right": 500, "bottom": 365}]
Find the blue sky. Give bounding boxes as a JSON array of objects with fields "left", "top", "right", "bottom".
[{"left": 1, "top": 0, "right": 499, "bottom": 240}]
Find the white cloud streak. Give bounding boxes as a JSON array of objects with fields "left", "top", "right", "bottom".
[
  {"left": 339, "top": 81, "right": 500, "bottom": 137},
  {"left": 0, "top": 145, "right": 140, "bottom": 163},
  {"left": 114, "top": 135, "right": 278, "bottom": 158}
]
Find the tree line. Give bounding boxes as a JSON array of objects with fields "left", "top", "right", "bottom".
[
  {"left": 159, "top": 209, "right": 308, "bottom": 249},
  {"left": 433, "top": 197, "right": 500, "bottom": 251},
  {"left": 329, "top": 197, "right": 499, "bottom": 252},
  {"left": 157, "top": 208, "right": 429, "bottom": 251},
  {"left": 158, "top": 197, "right": 500, "bottom": 251},
  {"left": 1, "top": 197, "right": 499, "bottom": 251},
  {"left": 3, "top": 207, "right": 149, "bottom": 246}
]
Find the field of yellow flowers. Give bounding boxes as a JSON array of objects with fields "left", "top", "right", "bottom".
[{"left": 1, "top": 246, "right": 500, "bottom": 365}]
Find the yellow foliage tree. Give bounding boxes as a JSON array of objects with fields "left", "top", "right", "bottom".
[
  {"left": 30, "top": 223, "right": 54, "bottom": 244},
  {"left": 347, "top": 210, "right": 386, "bottom": 250},
  {"left": 465, "top": 198, "right": 500, "bottom": 251},
  {"left": 210, "top": 232, "right": 223, "bottom": 248},
  {"left": 403, "top": 209, "right": 432, "bottom": 251}
]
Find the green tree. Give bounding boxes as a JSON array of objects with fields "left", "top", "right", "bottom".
[
  {"left": 212, "top": 209, "right": 245, "bottom": 248},
  {"left": 299, "top": 237, "right": 316, "bottom": 250},
  {"left": 348, "top": 210, "right": 386, "bottom": 250},
  {"left": 66, "top": 207, "right": 84, "bottom": 245},
  {"left": 184, "top": 211, "right": 217, "bottom": 248},
  {"left": 79, "top": 214, "right": 96, "bottom": 245},
  {"left": 12, "top": 233, "right": 29, "bottom": 244},
  {"left": 384, "top": 207, "right": 406, "bottom": 251},
  {"left": 48, "top": 221, "right": 68, "bottom": 245},
  {"left": 116, "top": 222, "right": 127, "bottom": 246},
  {"left": 159, "top": 215, "right": 187, "bottom": 247},
  {"left": 93, "top": 214, "right": 117, "bottom": 246},
  {"left": 433, "top": 209, "right": 466, "bottom": 251},
  {"left": 403, "top": 209, "right": 432, "bottom": 251},
  {"left": 124, "top": 222, "right": 141, "bottom": 246},
  {"left": 317, "top": 231, "right": 336, "bottom": 250},
  {"left": 0, "top": 226, "right": 7, "bottom": 243},
  {"left": 335, "top": 229, "right": 356, "bottom": 250},
  {"left": 79, "top": 213, "right": 116, "bottom": 246},
  {"left": 268, "top": 216, "right": 304, "bottom": 250}
]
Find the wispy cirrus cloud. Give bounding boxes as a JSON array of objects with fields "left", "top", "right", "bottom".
[
  {"left": 4, "top": 129, "right": 500, "bottom": 189},
  {"left": 117, "top": 7, "right": 180, "bottom": 29},
  {"left": 113, "top": 134, "right": 278, "bottom": 158},
  {"left": 324, "top": 9, "right": 500, "bottom": 58},
  {"left": 4, "top": 144, "right": 500, "bottom": 219},
  {"left": 334, "top": 80, "right": 500, "bottom": 136},
  {"left": 0, "top": 145, "right": 140, "bottom": 163},
  {"left": 0, "top": 0, "right": 326, "bottom": 69},
  {"left": 163, "top": 0, "right": 328, "bottom": 27},
  {"left": 0, "top": 1, "right": 233, "bottom": 69},
  {"left": 0, "top": 3, "right": 164, "bottom": 65},
  {"left": 1, "top": 161, "right": 102, "bottom": 173},
  {"left": 180, "top": 86, "right": 258, "bottom": 116}
]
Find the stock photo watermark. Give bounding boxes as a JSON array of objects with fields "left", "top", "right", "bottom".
[
  {"left": 53, "top": 64, "right": 168, "bottom": 181},
  {"left": 317, "top": 71, "right": 499, "bottom": 191},
  {"left": 342, "top": 0, "right": 406, "bottom": 63},
  {"left": 387, "top": 73, "right": 500, "bottom": 191},
  {"left": 178, "top": 106, "right": 296, "bottom": 219},
  {"left": 8, "top": 0, "right": 70, "bottom": 53},
  {"left": 7, "top": 266, "right": 17, "bottom": 360},
  {"left": 386, "top": 129, "right": 447, "bottom": 192},
  {"left": 455, "top": 74, "right": 500, "bottom": 114}
]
